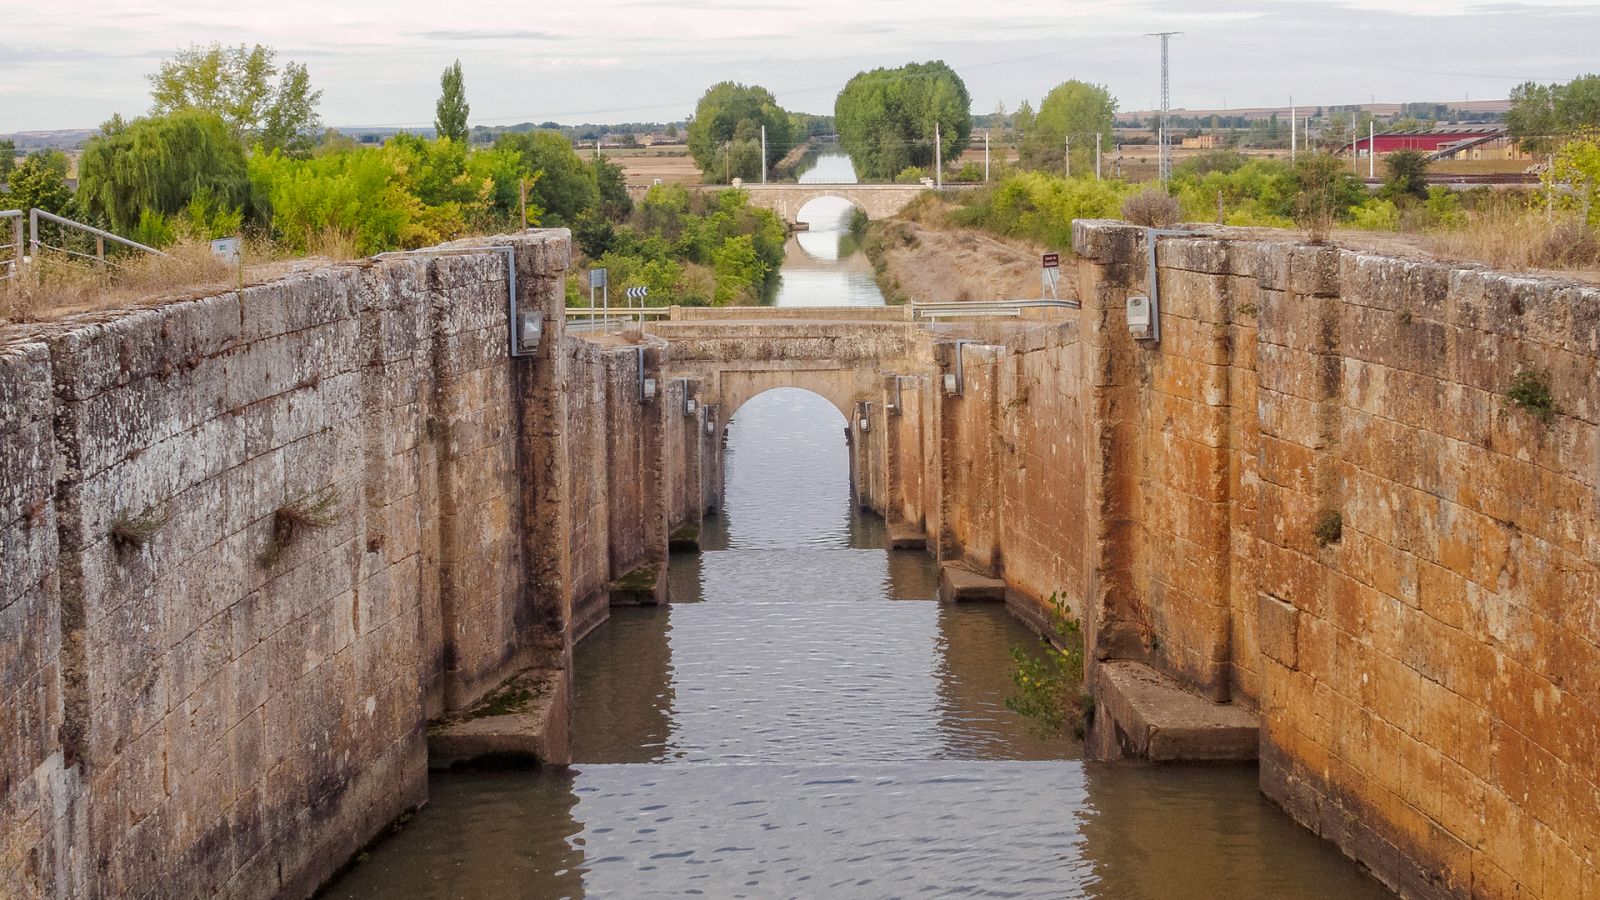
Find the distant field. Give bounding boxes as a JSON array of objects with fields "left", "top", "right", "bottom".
[{"left": 601, "top": 147, "right": 703, "bottom": 187}]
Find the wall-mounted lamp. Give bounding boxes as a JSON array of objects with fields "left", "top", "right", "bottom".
[
  {"left": 515, "top": 310, "right": 544, "bottom": 356},
  {"left": 703, "top": 406, "right": 717, "bottom": 434},
  {"left": 637, "top": 347, "right": 656, "bottom": 402},
  {"left": 857, "top": 402, "right": 871, "bottom": 432},
  {"left": 679, "top": 378, "right": 697, "bottom": 416},
  {"left": 943, "top": 340, "right": 975, "bottom": 397},
  {"left": 887, "top": 376, "right": 902, "bottom": 415}
]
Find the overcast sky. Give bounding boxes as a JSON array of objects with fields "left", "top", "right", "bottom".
[{"left": 5, "top": 0, "right": 1596, "bottom": 132}]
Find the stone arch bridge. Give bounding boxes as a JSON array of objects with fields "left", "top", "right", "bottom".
[{"left": 626, "top": 183, "right": 965, "bottom": 223}]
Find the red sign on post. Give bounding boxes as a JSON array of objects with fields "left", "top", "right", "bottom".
[{"left": 1042, "top": 252, "right": 1060, "bottom": 269}]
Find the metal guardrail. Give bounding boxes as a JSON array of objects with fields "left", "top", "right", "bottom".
[
  {"left": 0, "top": 210, "right": 21, "bottom": 282},
  {"left": 910, "top": 298, "right": 1080, "bottom": 320},
  {"left": 564, "top": 306, "right": 672, "bottom": 333},
  {"left": 28, "top": 208, "right": 167, "bottom": 270}
]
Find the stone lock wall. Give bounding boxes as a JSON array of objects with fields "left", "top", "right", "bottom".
[
  {"left": 0, "top": 233, "right": 574, "bottom": 900},
  {"left": 1064, "top": 221, "right": 1600, "bottom": 899}
]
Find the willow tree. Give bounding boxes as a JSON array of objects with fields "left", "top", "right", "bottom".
[
  {"left": 686, "top": 82, "right": 793, "bottom": 183},
  {"left": 834, "top": 60, "right": 971, "bottom": 182},
  {"left": 76, "top": 109, "right": 251, "bottom": 234}
]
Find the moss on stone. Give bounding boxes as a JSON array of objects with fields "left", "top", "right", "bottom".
[
  {"left": 668, "top": 523, "right": 700, "bottom": 551},
  {"left": 611, "top": 564, "right": 660, "bottom": 593}
]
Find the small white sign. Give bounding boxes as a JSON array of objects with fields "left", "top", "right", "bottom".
[{"left": 210, "top": 237, "right": 241, "bottom": 262}]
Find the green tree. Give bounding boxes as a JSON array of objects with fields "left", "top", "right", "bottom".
[
  {"left": 77, "top": 109, "right": 250, "bottom": 233},
  {"left": 2, "top": 151, "right": 73, "bottom": 217},
  {"left": 686, "top": 82, "right": 794, "bottom": 183},
  {"left": 0, "top": 139, "right": 15, "bottom": 182},
  {"left": 592, "top": 154, "right": 633, "bottom": 218},
  {"left": 1509, "top": 75, "right": 1600, "bottom": 154},
  {"left": 1550, "top": 130, "right": 1600, "bottom": 227},
  {"left": 1293, "top": 154, "right": 1364, "bottom": 241},
  {"left": 494, "top": 131, "right": 599, "bottom": 226},
  {"left": 1021, "top": 80, "right": 1116, "bottom": 173},
  {"left": 1380, "top": 149, "right": 1431, "bottom": 201},
  {"left": 1013, "top": 99, "right": 1035, "bottom": 149},
  {"left": 834, "top": 60, "right": 972, "bottom": 182},
  {"left": 435, "top": 60, "right": 470, "bottom": 143},
  {"left": 148, "top": 43, "right": 323, "bottom": 153}
]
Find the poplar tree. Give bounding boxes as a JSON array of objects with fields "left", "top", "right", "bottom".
[{"left": 436, "top": 60, "right": 470, "bottom": 143}]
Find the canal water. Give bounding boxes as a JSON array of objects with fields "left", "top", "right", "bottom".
[
  {"left": 322, "top": 152, "right": 1392, "bottom": 899},
  {"left": 769, "top": 153, "right": 884, "bottom": 308}
]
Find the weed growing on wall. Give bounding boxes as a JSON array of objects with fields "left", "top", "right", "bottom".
[
  {"left": 1507, "top": 369, "right": 1557, "bottom": 423},
  {"left": 110, "top": 506, "right": 169, "bottom": 551},
  {"left": 1006, "top": 592, "right": 1090, "bottom": 738},
  {"left": 259, "top": 486, "right": 342, "bottom": 568}
]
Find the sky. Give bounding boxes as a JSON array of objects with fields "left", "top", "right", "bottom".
[{"left": 5, "top": 0, "right": 1598, "bottom": 132}]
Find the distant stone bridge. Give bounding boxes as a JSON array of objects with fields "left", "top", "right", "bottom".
[{"left": 626, "top": 182, "right": 952, "bottom": 223}]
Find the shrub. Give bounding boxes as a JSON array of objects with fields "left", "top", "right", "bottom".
[
  {"left": 1380, "top": 149, "right": 1431, "bottom": 201},
  {"left": 1507, "top": 369, "right": 1556, "bottom": 423},
  {"left": 949, "top": 171, "right": 1135, "bottom": 248},
  {"left": 1006, "top": 592, "right": 1090, "bottom": 738},
  {"left": 1349, "top": 199, "right": 1400, "bottom": 231},
  {"left": 1534, "top": 220, "right": 1600, "bottom": 267},
  {"left": 1293, "top": 154, "right": 1362, "bottom": 242},
  {"left": 1121, "top": 188, "right": 1182, "bottom": 227},
  {"left": 894, "top": 165, "right": 929, "bottom": 185}
]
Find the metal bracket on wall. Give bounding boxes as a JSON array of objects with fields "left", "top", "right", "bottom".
[
  {"left": 637, "top": 346, "right": 657, "bottom": 401},
  {"left": 1133, "top": 227, "right": 1190, "bottom": 346},
  {"left": 945, "top": 340, "right": 976, "bottom": 396},
  {"left": 374, "top": 245, "right": 528, "bottom": 357},
  {"left": 887, "top": 376, "right": 903, "bottom": 415}
]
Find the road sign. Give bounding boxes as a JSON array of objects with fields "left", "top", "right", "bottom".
[
  {"left": 590, "top": 267, "right": 607, "bottom": 287},
  {"left": 210, "top": 237, "right": 241, "bottom": 262},
  {"left": 627, "top": 286, "right": 649, "bottom": 300},
  {"left": 1041, "top": 252, "right": 1060, "bottom": 269}
]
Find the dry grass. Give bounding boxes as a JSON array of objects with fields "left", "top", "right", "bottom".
[
  {"left": 0, "top": 234, "right": 353, "bottom": 331},
  {"left": 1122, "top": 189, "right": 1182, "bottom": 228},
  {"left": 1422, "top": 211, "right": 1600, "bottom": 273}
]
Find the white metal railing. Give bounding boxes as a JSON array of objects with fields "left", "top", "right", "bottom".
[
  {"left": 910, "top": 298, "right": 1080, "bottom": 320},
  {"left": 0, "top": 210, "right": 21, "bottom": 282},
  {"left": 27, "top": 208, "right": 167, "bottom": 270}
]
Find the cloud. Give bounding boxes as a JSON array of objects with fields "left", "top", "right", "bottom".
[{"left": 407, "top": 29, "right": 559, "bottom": 41}]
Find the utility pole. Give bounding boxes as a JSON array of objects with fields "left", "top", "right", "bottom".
[
  {"left": 761, "top": 124, "right": 767, "bottom": 184},
  {"left": 984, "top": 130, "right": 991, "bottom": 182},
  {"left": 1065, "top": 134, "right": 1071, "bottom": 178},
  {"left": 1148, "top": 31, "right": 1181, "bottom": 186},
  {"left": 1095, "top": 132, "right": 1102, "bottom": 180},
  {"left": 1290, "top": 96, "right": 1297, "bottom": 162},
  {"left": 1353, "top": 114, "right": 1361, "bottom": 175},
  {"left": 519, "top": 178, "right": 528, "bottom": 230},
  {"left": 935, "top": 121, "right": 942, "bottom": 189},
  {"left": 1369, "top": 120, "right": 1375, "bottom": 179}
]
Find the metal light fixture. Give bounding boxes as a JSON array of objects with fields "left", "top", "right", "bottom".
[
  {"left": 637, "top": 347, "right": 656, "bottom": 401},
  {"left": 680, "top": 379, "right": 697, "bottom": 416},
  {"left": 887, "top": 376, "right": 902, "bottom": 415},
  {"left": 857, "top": 402, "right": 871, "bottom": 432}
]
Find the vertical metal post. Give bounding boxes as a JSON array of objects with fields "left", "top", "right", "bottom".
[
  {"left": 935, "top": 122, "right": 942, "bottom": 189},
  {"left": 1065, "top": 134, "right": 1071, "bottom": 178},
  {"left": 984, "top": 130, "right": 990, "bottom": 182},
  {"left": 1290, "top": 97, "right": 1297, "bottom": 161},
  {"left": 1369, "top": 120, "right": 1376, "bottom": 179},
  {"left": 761, "top": 125, "right": 767, "bottom": 185},
  {"left": 96, "top": 235, "right": 105, "bottom": 271},
  {"left": 1095, "top": 133, "right": 1102, "bottom": 180},
  {"left": 29, "top": 208, "right": 39, "bottom": 261},
  {"left": 519, "top": 178, "right": 528, "bottom": 230},
  {"left": 10, "top": 216, "right": 21, "bottom": 275}
]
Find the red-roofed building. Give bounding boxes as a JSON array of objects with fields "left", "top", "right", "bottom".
[{"left": 1345, "top": 124, "right": 1528, "bottom": 161}]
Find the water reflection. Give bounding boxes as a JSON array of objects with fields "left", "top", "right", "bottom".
[{"left": 770, "top": 152, "right": 886, "bottom": 308}]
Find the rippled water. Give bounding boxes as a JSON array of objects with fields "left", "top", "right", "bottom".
[{"left": 325, "top": 390, "right": 1391, "bottom": 899}]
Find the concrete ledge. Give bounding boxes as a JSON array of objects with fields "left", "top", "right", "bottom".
[
  {"left": 572, "top": 588, "right": 610, "bottom": 644},
  {"left": 668, "top": 522, "right": 701, "bottom": 552},
  {"left": 428, "top": 667, "right": 571, "bottom": 769},
  {"left": 939, "top": 563, "right": 1005, "bottom": 602},
  {"left": 887, "top": 523, "right": 927, "bottom": 550},
  {"left": 1086, "top": 660, "right": 1258, "bottom": 762},
  {"left": 609, "top": 561, "right": 666, "bottom": 605}
]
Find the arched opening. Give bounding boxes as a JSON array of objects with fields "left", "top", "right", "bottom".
[
  {"left": 718, "top": 387, "right": 852, "bottom": 550},
  {"left": 773, "top": 197, "right": 884, "bottom": 307}
]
